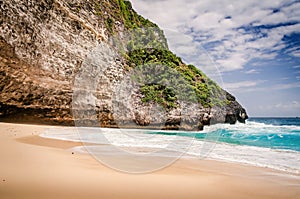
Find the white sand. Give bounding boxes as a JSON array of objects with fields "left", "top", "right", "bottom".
[{"left": 0, "top": 122, "right": 299, "bottom": 199}]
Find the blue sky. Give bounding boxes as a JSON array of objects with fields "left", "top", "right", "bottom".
[{"left": 130, "top": 0, "right": 300, "bottom": 117}]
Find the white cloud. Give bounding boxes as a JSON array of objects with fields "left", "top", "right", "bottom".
[
  {"left": 258, "top": 12, "right": 287, "bottom": 25},
  {"left": 131, "top": 0, "right": 300, "bottom": 72},
  {"left": 190, "top": 12, "right": 225, "bottom": 31},
  {"left": 272, "top": 82, "right": 300, "bottom": 90},
  {"left": 280, "top": 77, "right": 290, "bottom": 80},
  {"left": 245, "top": 69, "right": 260, "bottom": 74},
  {"left": 290, "top": 50, "right": 300, "bottom": 57},
  {"left": 216, "top": 53, "right": 247, "bottom": 71},
  {"left": 256, "top": 100, "right": 300, "bottom": 117},
  {"left": 264, "top": 100, "right": 300, "bottom": 110},
  {"left": 223, "top": 80, "right": 265, "bottom": 91},
  {"left": 281, "top": 2, "right": 300, "bottom": 20}
]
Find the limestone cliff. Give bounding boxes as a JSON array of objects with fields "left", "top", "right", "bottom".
[{"left": 0, "top": 0, "right": 248, "bottom": 130}]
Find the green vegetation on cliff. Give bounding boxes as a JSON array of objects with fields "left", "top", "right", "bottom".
[
  {"left": 91, "top": 0, "right": 159, "bottom": 32},
  {"left": 140, "top": 84, "right": 178, "bottom": 110},
  {"left": 91, "top": 0, "right": 226, "bottom": 109},
  {"left": 129, "top": 48, "right": 225, "bottom": 108}
]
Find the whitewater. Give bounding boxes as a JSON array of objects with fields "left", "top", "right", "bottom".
[{"left": 41, "top": 118, "right": 300, "bottom": 174}]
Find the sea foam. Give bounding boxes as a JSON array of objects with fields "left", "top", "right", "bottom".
[{"left": 40, "top": 118, "right": 300, "bottom": 175}]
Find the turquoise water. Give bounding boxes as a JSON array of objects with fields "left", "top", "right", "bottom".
[
  {"left": 248, "top": 117, "right": 300, "bottom": 126},
  {"left": 149, "top": 118, "right": 300, "bottom": 152},
  {"left": 41, "top": 117, "right": 300, "bottom": 174}
]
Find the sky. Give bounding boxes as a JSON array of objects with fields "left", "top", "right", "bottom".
[{"left": 130, "top": 0, "right": 300, "bottom": 117}]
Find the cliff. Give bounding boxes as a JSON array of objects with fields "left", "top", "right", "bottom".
[{"left": 0, "top": 0, "right": 248, "bottom": 130}]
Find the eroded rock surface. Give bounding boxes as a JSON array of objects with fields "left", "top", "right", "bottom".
[{"left": 0, "top": 0, "right": 248, "bottom": 129}]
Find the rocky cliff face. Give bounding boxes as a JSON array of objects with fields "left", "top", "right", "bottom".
[{"left": 0, "top": 0, "right": 248, "bottom": 130}]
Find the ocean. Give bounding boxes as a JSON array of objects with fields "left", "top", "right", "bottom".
[{"left": 41, "top": 117, "right": 300, "bottom": 174}]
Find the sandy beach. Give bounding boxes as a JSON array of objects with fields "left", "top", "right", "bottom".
[{"left": 0, "top": 122, "right": 299, "bottom": 199}]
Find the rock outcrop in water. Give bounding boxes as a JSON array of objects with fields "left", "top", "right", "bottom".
[{"left": 0, "top": 0, "right": 248, "bottom": 130}]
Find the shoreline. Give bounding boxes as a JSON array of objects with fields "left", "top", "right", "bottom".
[
  {"left": 37, "top": 123, "right": 300, "bottom": 175},
  {"left": 1, "top": 122, "right": 299, "bottom": 199},
  {"left": 20, "top": 130, "right": 300, "bottom": 177}
]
